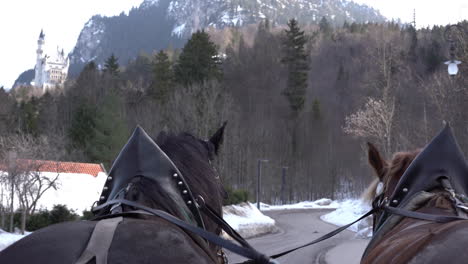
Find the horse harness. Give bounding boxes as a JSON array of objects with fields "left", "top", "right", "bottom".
[{"left": 76, "top": 125, "right": 468, "bottom": 264}]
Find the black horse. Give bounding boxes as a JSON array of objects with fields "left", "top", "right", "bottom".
[{"left": 0, "top": 124, "right": 228, "bottom": 264}]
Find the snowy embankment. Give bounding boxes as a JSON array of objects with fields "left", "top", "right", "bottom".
[
  {"left": 221, "top": 199, "right": 340, "bottom": 239},
  {"left": 320, "top": 199, "right": 372, "bottom": 238},
  {"left": 222, "top": 203, "right": 276, "bottom": 239},
  {"left": 260, "top": 198, "right": 339, "bottom": 211},
  {"left": 0, "top": 229, "right": 28, "bottom": 251}
]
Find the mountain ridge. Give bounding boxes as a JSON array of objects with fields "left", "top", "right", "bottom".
[{"left": 67, "top": 0, "right": 386, "bottom": 75}]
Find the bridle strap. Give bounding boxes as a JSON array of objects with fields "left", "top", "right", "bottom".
[
  {"left": 198, "top": 201, "right": 254, "bottom": 250},
  {"left": 383, "top": 205, "right": 468, "bottom": 223},
  {"left": 93, "top": 199, "right": 274, "bottom": 264}
]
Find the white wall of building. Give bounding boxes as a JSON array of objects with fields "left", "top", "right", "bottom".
[{"left": 0, "top": 171, "right": 107, "bottom": 215}]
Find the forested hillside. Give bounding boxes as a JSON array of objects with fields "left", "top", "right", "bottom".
[
  {"left": 2, "top": 19, "right": 468, "bottom": 203},
  {"left": 67, "top": 0, "right": 385, "bottom": 75}
]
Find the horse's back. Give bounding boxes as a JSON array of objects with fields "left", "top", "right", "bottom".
[
  {"left": 0, "top": 218, "right": 214, "bottom": 264},
  {"left": 0, "top": 220, "right": 95, "bottom": 264},
  {"left": 363, "top": 219, "right": 468, "bottom": 264},
  {"left": 408, "top": 220, "right": 468, "bottom": 264},
  {"left": 108, "top": 218, "right": 214, "bottom": 264}
]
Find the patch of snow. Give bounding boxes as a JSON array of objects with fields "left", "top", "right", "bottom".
[
  {"left": 222, "top": 203, "right": 276, "bottom": 239},
  {"left": 141, "top": 0, "right": 160, "bottom": 9},
  {"left": 85, "top": 20, "right": 93, "bottom": 28},
  {"left": 168, "top": 1, "right": 178, "bottom": 13},
  {"left": 261, "top": 198, "right": 339, "bottom": 211},
  {"left": 320, "top": 199, "right": 372, "bottom": 237},
  {"left": 0, "top": 229, "right": 29, "bottom": 251},
  {"left": 172, "top": 23, "right": 186, "bottom": 37}
]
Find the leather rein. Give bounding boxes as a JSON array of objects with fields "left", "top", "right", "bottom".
[{"left": 90, "top": 181, "right": 468, "bottom": 264}]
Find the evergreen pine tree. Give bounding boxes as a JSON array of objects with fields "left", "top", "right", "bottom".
[
  {"left": 319, "top": 17, "right": 332, "bottom": 35},
  {"left": 88, "top": 92, "right": 128, "bottom": 168},
  {"left": 104, "top": 54, "right": 120, "bottom": 76},
  {"left": 19, "top": 97, "right": 40, "bottom": 136},
  {"left": 174, "top": 30, "right": 221, "bottom": 86},
  {"left": 407, "top": 26, "right": 418, "bottom": 62},
  {"left": 281, "top": 18, "right": 309, "bottom": 116},
  {"left": 68, "top": 104, "right": 96, "bottom": 151},
  {"left": 150, "top": 50, "right": 174, "bottom": 102}
]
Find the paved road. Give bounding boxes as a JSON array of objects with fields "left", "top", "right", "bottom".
[{"left": 226, "top": 209, "right": 369, "bottom": 264}]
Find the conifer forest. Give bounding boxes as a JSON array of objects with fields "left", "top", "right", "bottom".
[{"left": 1, "top": 19, "right": 468, "bottom": 204}]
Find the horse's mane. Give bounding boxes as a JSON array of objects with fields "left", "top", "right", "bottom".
[
  {"left": 363, "top": 150, "right": 420, "bottom": 203},
  {"left": 156, "top": 132, "right": 224, "bottom": 215}
]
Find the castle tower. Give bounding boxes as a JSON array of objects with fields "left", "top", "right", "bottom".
[
  {"left": 33, "top": 30, "right": 46, "bottom": 87},
  {"left": 31, "top": 29, "right": 69, "bottom": 92}
]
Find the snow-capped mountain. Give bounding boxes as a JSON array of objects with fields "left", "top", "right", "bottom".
[
  {"left": 165, "top": 0, "right": 384, "bottom": 36},
  {"left": 68, "top": 0, "right": 385, "bottom": 75}
]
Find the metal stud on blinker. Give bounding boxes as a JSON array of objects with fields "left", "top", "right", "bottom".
[
  {"left": 392, "top": 199, "right": 398, "bottom": 204},
  {"left": 100, "top": 196, "right": 105, "bottom": 200},
  {"left": 187, "top": 201, "right": 192, "bottom": 205},
  {"left": 107, "top": 176, "right": 112, "bottom": 181},
  {"left": 178, "top": 181, "right": 183, "bottom": 186},
  {"left": 182, "top": 190, "right": 188, "bottom": 194},
  {"left": 103, "top": 186, "right": 108, "bottom": 191},
  {"left": 173, "top": 173, "right": 178, "bottom": 178},
  {"left": 403, "top": 188, "right": 408, "bottom": 193}
]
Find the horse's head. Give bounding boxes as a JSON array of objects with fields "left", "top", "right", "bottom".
[
  {"left": 95, "top": 123, "right": 227, "bottom": 239},
  {"left": 365, "top": 143, "right": 420, "bottom": 202},
  {"left": 362, "top": 143, "right": 420, "bottom": 230}
]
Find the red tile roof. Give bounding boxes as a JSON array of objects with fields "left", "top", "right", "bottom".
[{"left": 0, "top": 159, "right": 105, "bottom": 177}]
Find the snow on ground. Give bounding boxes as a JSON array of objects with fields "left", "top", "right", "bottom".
[
  {"left": 36, "top": 172, "right": 107, "bottom": 214},
  {"left": 260, "top": 198, "right": 339, "bottom": 211},
  {"left": 320, "top": 199, "right": 373, "bottom": 238},
  {"left": 0, "top": 229, "right": 29, "bottom": 251},
  {"left": 222, "top": 202, "right": 276, "bottom": 239}
]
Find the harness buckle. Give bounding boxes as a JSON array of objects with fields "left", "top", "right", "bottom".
[{"left": 196, "top": 195, "right": 206, "bottom": 208}]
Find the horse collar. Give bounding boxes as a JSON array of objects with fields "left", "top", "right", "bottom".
[
  {"left": 94, "top": 126, "right": 205, "bottom": 230},
  {"left": 375, "top": 124, "right": 468, "bottom": 231}
]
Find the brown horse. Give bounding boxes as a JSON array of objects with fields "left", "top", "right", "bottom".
[{"left": 362, "top": 126, "right": 468, "bottom": 264}]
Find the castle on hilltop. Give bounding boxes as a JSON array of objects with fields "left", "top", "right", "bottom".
[{"left": 31, "top": 30, "right": 69, "bottom": 91}]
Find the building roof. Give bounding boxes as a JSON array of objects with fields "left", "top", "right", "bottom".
[{"left": 0, "top": 159, "right": 105, "bottom": 177}]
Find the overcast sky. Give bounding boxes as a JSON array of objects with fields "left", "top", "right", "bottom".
[{"left": 0, "top": 0, "right": 467, "bottom": 89}]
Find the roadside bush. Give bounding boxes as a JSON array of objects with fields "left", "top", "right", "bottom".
[
  {"left": 223, "top": 186, "right": 250, "bottom": 205},
  {"left": 81, "top": 210, "right": 94, "bottom": 220},
  {"left": 26, "top": 204, "right": 79, "bottom": 231}
]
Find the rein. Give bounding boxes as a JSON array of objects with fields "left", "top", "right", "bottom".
[
  {"left": 91, "top": 188, "right": 468, "bottom": 264},
  {"left": 91, "top": 197, "right": 374, "bottom": 263},
  {"left": 92, "top": 198, "right": 277, "bottom": 264}
]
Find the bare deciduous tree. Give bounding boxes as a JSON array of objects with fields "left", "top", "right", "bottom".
[
  {"left": 0, "top": 134, "right": 66, "bottom": 233},
  {"left": 343, "top": 97, "right": 395, "bottom": 156}
]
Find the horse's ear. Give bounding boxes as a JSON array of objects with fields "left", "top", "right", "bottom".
[
  {"left": 367, "top": 142, "right": 387, "bottom": 180},
  {"left": 209, "top": 121, "right": 227, "bottom": 155}
]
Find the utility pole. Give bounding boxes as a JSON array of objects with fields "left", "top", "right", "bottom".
[
  {"left": 256, "top": 159, "right": 268, "bottom": 210},
  {"left": 8, "top": 149, "right": 17, "bottom": 232},
  {"left": 280, "top": 167, "right": 288, "bottom": 205}
]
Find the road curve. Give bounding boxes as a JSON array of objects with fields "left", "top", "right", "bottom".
[{"left": 226, "top": 209, "right": 368, "bottom": 264}]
